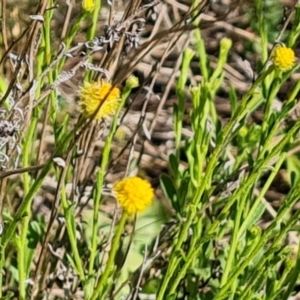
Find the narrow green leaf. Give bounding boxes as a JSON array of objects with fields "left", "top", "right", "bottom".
[{"left": 160, "top": 173, "right": 179, "bottom": 211}]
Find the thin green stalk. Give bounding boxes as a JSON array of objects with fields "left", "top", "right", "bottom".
[
  {"left": 220, "top": 194, "right": 247, "bottom": 287},
  {"left": 87, "top": 133, "right": 111, "bottom": 274},
  {"left": 58, "top": 12, "right": 87, "bottom": 71},
  {"left": 86, "top": 0, "right": 101, "bottom": 41},
  {"left": 0, "top": 160, "right": 52, "bottom": 248},
  {"left": 194, "top": 29, "right": 209, "bottom": 82},
  {"left": 174, "top": 48, "right": 194, "bottom": 160},
  {"left": 262, "top": 70, "right": 281, "bottom": 116},
  {"left": 88, "top": 82, "right": 135, "bottom": 276},
  {"left": 239, "top": 260, "right": 270, "bottom": 300},
  {"left": 43, "top": 0, "right": 56, "bottom": 122},
  {"left": 84, "top": 0, "right": 102, "bottom": 81},
  {"left": 61, "top": 185, "right": 85, "bottom": 282},
  {"left": 90, "top": 212, "right": 128, "bottom": 300},
  {"left": 192, "top": 0, "right": 209, "bottom": 81},
  {"left": 255, "top": 0, "right": 268, "bottom": 63},
  {"left": 156, "top": 205, "right": 197, "bottom": 300},
  {"left": 0, "top": 248, "right": 3, "bottom": 299},
  {"left": 282, "top": 228, "right": 300, "bottom": 299},
  {"left": 238, "top": 153, "right": 286, "bottom": 239},
  {"left": 156, "top": 258, "right": 181, "bottom": 299},
  {"left": 186, "top": 85, "right": 207, "bottom": 189},
  {"left": 167, "top": 222, "right": 209, "bottom": 296},
  {"left": 259, "top": 70, "right": 282, "bottom": 158},
  {"left": 18, "top": 113, "right": 38, "bottom": 300},
  {"left": 254, "top": 67, "right": 299, "bottom": 162},
  {"left": 286, "top": 79, "right": 300, "bottom": 104},
  {"left": 266, "top": 258, "right": 292, "bottom": 300},
  {"left": 65, "top": 12, "right": 86, "bottom": 49},
  {"left": 287, "top": 4, "right": 300, "bottom": 47}
]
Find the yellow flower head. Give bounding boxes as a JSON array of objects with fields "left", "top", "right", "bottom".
[
  {"left": 79, "top": 81, "right": 120, "bottom": 120},
  {"left": 272, "top": 45, "right": 295, "bottom": 71},
  {"left": 113, "top": 177, "right": 155, "bottom": 215},
  {"left": 82, "top": 0, "right": 94, "bottom": 12}
]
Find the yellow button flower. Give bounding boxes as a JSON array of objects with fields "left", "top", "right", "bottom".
[
  {"left": 113, "top": 177, "right": 155, "bottom": 215},
  {"left": 79, "top": 81, "right": 120, "bottom": 120},
  {"left": 272, "top": 45, "right": 295, "bottom": 71}
]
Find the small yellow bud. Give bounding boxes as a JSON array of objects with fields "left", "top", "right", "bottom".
[
  {"left": 126, "top": 75, "right": 139, "bottom": 89},
  {"left": 238, "top": 126, "right": 248, "bottom": 138},
  {"left": 220, "top": 37, "right": 232, "bottom": 52},
  {"left": 82, "top": 0, "right": 94, "bottom": 12}
]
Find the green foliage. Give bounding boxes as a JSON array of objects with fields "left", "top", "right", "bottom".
[{"left": 1, "top": 0, "right": 300, "bottom": 300}]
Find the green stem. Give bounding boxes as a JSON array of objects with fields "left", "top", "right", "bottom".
[
  {"left": 61, "top": 185, "right": 85, "bottom": 281},
  {"left": 86, "top": 0, "right": 101, "bottom": 41},
  {"left": 58, "top": 12, "right": 87, "bottom": 71},
  {"left": 282, "top": 212, "right": 300, "bottom": 299},
  {"left": 167, "top": 223, "right": 206, "bottom": 296},
  {"left": 286, "top": 79, "right": 300, "bottom": 104},
  {"left": 237, "top": 153, "right": 286, "bottom": 239},
  {"left": 220, "top": 195, "right": 247, "bottom": 287},
  {"left": 175, "top": 48, "right": 194, "bottom": 160},
  {"left": 90, "top": 212, "right": 128, "bottom": 300},
  {"left": 88, "top": 83, "right": 134, "bottom": 276},
  {"left": 43, "top": 0, "right": 56, "bottom": 122},
  {"left": 18, "top": 113, "right": 38, "bottom": 299},
  {"left": 194, "top": 29, "right": 209, "bottom": 82},
  {"left": 84, "top": 0, "right": 102, "bottom": 81}
]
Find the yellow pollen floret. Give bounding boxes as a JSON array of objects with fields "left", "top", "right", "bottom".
[
  {"left": 272, "top": 46, "right": 295, "bottom": 71},
  {"left": 79, "top": 81, "right": 120, "bottom": 120},
  {"left": 113, "top": 177, "right": 155, "bottom": 215}
]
